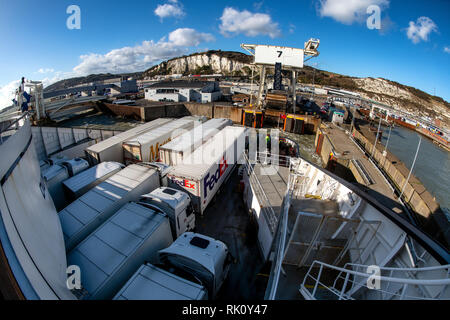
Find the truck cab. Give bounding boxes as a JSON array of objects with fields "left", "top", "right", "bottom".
[
  {"left": 158, "top": 232, "right": 232, "bottom": 300},
  {"left": 138, "top": 187, "right": 195, "bottom": 238}
]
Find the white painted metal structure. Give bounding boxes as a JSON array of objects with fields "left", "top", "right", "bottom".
[
  {"left": 300, "top": 261, "right": 450, "bottom": 300},
  {"left": 262, "top": 157, "right": 450, "bottom": 300},
  {"left": 0, "top": 116, "right": 76, "bottom": 299},
  {"left": 254, "top": 45, "right": 305, "bottom": 69},
  {"left": 113, "top": 263, "right": 207, "bottom": 300},
  {"left": 85, "top": 118, "right": 172, "bottom": 165},
  {"left": 159, "top": 118, "right": 232, "bottom": 166},
  {"left": 241, "top": 39, "right": 320, "bottom": 109},
  {"left": 59, "top": 163, "right": 161, "bottom": 252},
  {"left": 67, "top": 202, "right": 173, "bottom": 300}
]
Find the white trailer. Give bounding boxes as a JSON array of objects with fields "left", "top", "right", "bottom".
[
  {"left": 123, "top": 116, "right": 204, "bottom": 165},
  {"left": 59, "top": 163, "right": 162, "bottom": 251},
  {"left": 62, "top": 161, "right": 125, "bottom": 201},
  {"left": 85, "top": 118, "right": 172, "bottom": 165},
  {"left": 167, "top": 126, "right": 247, "bottom": 215},
  {"left": 159, "top": 118, "right": 232, "bottom": 166},
  {"left": 67, "top": 202, "right": 173, "bottom": 300},
  {"left": 113, "top": 263, "right": 207, "bottom": 300}
]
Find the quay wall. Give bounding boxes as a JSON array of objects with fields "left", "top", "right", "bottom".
[{"left": 353, "top": 128, "right": 449, "bottom": 244}]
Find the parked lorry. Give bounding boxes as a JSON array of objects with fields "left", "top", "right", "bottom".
[
  {"left": 138, "top": 187, "right": 195, "bottom": 238},
  {"left": 85, "top": 118, "right": 172, "bottom": 165},
  {"left": 159, "top": 118, "right": 232, "bottom": 166},
  {"left": 113, "top": 232, "right": 232, "bottom": 300},
  {"left": 42, "top": 157, "right": 90, "bottom": 211},
  {"left": 67, "top": 202, "right": 174, "bottom": 300},
  {"left": 167, "top": 126, "right": 247, "bottom": 214},
  {"left": 62, "top": 161, "right": 125, "bottom": 201},
  {"left": 122, "top": 116, "right": 204, "bottom": 165},
  {"left": 59, "top": 163, "right": 167, "bottom": 251}
]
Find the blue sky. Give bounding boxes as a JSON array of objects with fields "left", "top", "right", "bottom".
[{"left": 1, "top": 0, "right": 449, "bottom": 109}]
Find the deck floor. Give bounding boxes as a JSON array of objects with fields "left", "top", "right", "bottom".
[{"left": 195, "top": 166, "right": 268, "bottom": 301}]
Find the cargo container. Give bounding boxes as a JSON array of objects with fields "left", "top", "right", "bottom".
[
  {"left": 167, "top": 126, "right": 247, "bottom": 215},
  {"left": 159, "top": 118, "right": 232, "bottom": 166},
  {"left": 62, "top": 162, "right": 125, "bottom": 201},
  {"left": 123, "top": 117, "right": 203, "bottom": 165},
  {"left": 59, "top": 163, "right": 162, "bottom": 251},
  {"left": 67, "top": 202, "right": 173, "bottom": 300},
  {"left": 113, "top": 263, "right": 207, "bottom": 300},
  {"left": 85, "top": 118, "right": 172, "bottom": 165}
]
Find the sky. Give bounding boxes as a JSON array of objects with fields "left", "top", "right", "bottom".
[{"left": 0, "top": 0, "right": 449, "bottom": 109}]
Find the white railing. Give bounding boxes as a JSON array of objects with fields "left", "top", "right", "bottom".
[
  {"left": 242, "top": 152, "right": 281, "bottom": 233},
  {"left": 266, "top": 158, "right": 297, "bottom": 300},
  {"left": 300, "top": 261, "right": 450, "bottom": 300}
]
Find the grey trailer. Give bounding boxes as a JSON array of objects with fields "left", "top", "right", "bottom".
[
  {"left": 113, "top": 263, "right": 207, "bottom": 300},
  {"left": 59, "top": 163, "right": 161, "bottom": 251},
  {"left": 67, "top": 202, "right": 173, "bottom": 300},
  {"left": 85, "top": 118, "right": 172, "bottom": 165},
  {"left": 62, "top": 162, "right": 125, "bottom": 201}
]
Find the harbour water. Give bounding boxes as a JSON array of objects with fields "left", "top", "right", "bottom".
[{"left": 380, "top": 126, "right": 450, "bottom": 218}]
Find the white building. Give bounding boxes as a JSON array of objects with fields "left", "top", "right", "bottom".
[{"left": 144, "top": 81, "right": 222, "bottom": 103}]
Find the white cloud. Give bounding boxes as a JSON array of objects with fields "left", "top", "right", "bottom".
[
  {"left": 72, "top": 28, "right": 214, "bottom": 75},
  {"left": 0, "top": 80, "right": 20, "bottom": 111},
  {"left": 168, "top": 28, "right": 215, "bottom": 47},
  {"left": 154, "top": 1, "right": 185, "bottom": 20},
  {"left": 1, "top": 27, "right": 214, "bottom": 110},
  {"left": 318, "top": 0, "right": 389, "bottom": 24},
  {"left": 406, "top": 17, "right": 438, "bottom": 44},
  {"left": 444, "top": 46, "right": 450, "bottom": 54},
  {"left": 219, "top": 7, "right": 281, "bottom": 38}
]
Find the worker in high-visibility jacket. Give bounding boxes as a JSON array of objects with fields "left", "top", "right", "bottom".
[{"left": 266, "top": 133, "right": 271, "bottom": 153}]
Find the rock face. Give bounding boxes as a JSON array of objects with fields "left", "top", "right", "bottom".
[
  {"left": 143, "top": 51, "right": 253, "bottom": 77},
  {"left": 354, "top": 77, "right": 450, "bottom": 127}
]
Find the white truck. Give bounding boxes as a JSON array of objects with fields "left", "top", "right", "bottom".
[
  {"left": 59, "top": 163, "right": 166, "bottom": 252},
  {"left": 85, "top": 118, "right": 172, "bottom": 165},
  {"left": 159, "top": 118, "right": 232, "bottom": 166},
  {"left": 122, "top": 116, "right": 205, "bottom": 165},
  {"left": 138, "top": 187, "right": 195, "bottom": 238},
  {"left": 113, "top": 232, "right": 232, "bottom": 300},
  {"left": 167, "top": 126, "right": 247, "bottom": 215}
]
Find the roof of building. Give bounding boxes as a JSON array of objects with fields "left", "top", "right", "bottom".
[{"left": 148, "top": 80, "right": 214, "bottom": 89}]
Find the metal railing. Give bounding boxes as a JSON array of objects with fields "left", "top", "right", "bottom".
[
  {"left": 300, "top": 260, "right": 450, "bottom": 300},
  {"left": 0, "top": 112, "right": 30, "bottom": 144},
  {"left": 265, "top": 158, "right": 297, "bottom": 300},
  {"left": 242, "top": 152, "right": 281, "bottom": 233}
]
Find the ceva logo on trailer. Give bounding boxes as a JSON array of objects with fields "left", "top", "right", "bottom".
[{"left": 204, "top": 157, "right": 228, "bottom": 199}]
